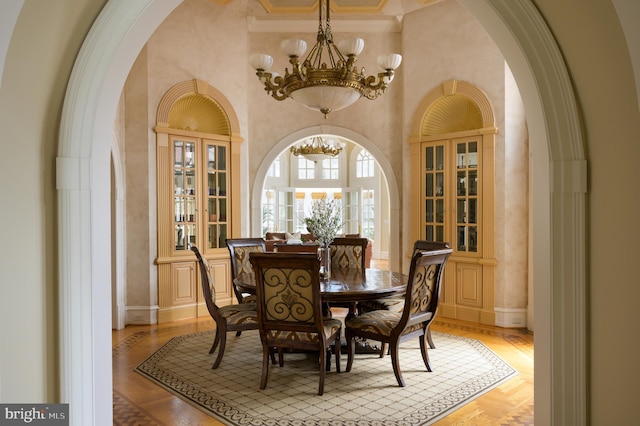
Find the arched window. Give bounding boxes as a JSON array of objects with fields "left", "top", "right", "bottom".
[
  {"left": 356, "top": 150, "right": 374, "bottom": 178},
  {"left": 267, "top": 156, "right": 280, "bottom": 178}
]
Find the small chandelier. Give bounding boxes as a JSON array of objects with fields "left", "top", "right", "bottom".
[
  {"left": 249, "top": 0, "right": 402, "bottom": 118},
  {"left": 290, "top": 136, "right": 343, "bottom": 163}
]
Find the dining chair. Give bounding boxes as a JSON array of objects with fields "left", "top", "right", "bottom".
[
  {"left": 226, "top": 238, "right": 266, "bottom": 304},
  {"left": 249, "top": 252, "right": 342, "bottom": 396},
  {"left": 329, "top": 237, "right": 368, "bottom": 270},
  {"left": 360, "top": 240, "right": 451, "bottom": 350},
  {"left": 345, "top": 246, "right": 452, "bottom": 387},
  {"left": 191, "top": 245, "right": 259, "bottom": 369}
]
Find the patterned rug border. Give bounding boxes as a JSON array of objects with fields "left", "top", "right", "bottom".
[{"left": 135, "top": 330, "right": 517, "bottom": 426}]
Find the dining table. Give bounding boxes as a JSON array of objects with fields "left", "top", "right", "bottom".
[{"left": 235, "top": 266, "right": 408, "bottom": 320}]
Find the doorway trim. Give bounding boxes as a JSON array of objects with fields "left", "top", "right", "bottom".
[
  {"left": 56, "top": 0, "right": 586, "bottom": 424},
  {"left": 249, "top": 125, "right": 401, "bottom": 272}
]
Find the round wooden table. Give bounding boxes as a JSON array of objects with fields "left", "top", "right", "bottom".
[{"left": 236, "top": 267, "right": 407, "bottom": 318}]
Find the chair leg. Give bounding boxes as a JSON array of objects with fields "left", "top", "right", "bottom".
[
  {"left": 260, "top": 344, "right": 270, "bottom": 390},
  {"left": 420, "top": 333, "right": 433, "bottom": 372},
  {"left": 334, "top": 332, "right": 341, "bottom": 373},
  {"left": 318, "top": 345, "right": 326, "bottom": 396},
  {"left": 426, "top": 327, "right": 435, "bottom": 349},
  {"left": 379, "top": 342, "right": 387, "bottom": 358},
  {"left": 212, "top": 332, "right": 227, "bottom": 369},
  {"left": 209, "top": 328, "right": 221, "bottom": 354},
  {"left": 389, "top": 340, "right": 406, "bottom": 387},
  {"left": 345, "top": 330, "right": 355, "bottom": 372}
]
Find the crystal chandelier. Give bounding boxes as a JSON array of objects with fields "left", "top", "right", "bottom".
[
  {"left": 249, "top": 0, "right": 402, "bottom": 118},
  {"left": 290, "top": 136, "right": 343, "bottom": 163}
]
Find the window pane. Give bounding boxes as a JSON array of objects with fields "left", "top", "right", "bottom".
[
  {"left": 175, "top": 224, "right": 185, "bottom": 250},
  {"left": 436, "top": 199, "right": 444, "bottom": 223},
  {"left": 436, "top": 172, "right": 444, "bottom": 196},
  {"left": 469, "top": 226, "right": 478, "bottom": 252},
  {"left": 457, "top": 199, "right": 466, "bottom": 223},
  {"left": 425, "top": 174, "right": 433, "bottom": 197},
  {"left": 174, "top": 141, "right": 183, "bottom": 167},
  {"left": 426, "top": 225, "right": 433, "bottom": 241},
  {"left": 208, "top": 224, "right": 217, "bottom": 249},
  {"left": 468, "top": 198, "right": 477, "bottom": 224},
  {"left": 457, "top": 171, "right": 466, "bottom": 196},
  {"left": 457, "top": 226, "right": 466, "bottom": 251},
  {"left": 219, "top": 198, "right": 227, "bottom": 222},
  {"left": 457, "top": 143, "right": 466, "bottom": 168},
  {"left": 185, "top": 142, "right": 195, "bottom": 168},
  {"left": 436, "top": 146, "right": 444, "bottom": 170},
  {"left": 217, "top": 146, "right": 226, "bottom": 170},
  {"left": 425, "top": 147, "right": 433, "bottom": 171},
  {"left": 469, "top": 170, "right": 478, "bottom": 195},
  {"left": 468, "top": 142, "right": 478, "bottom": 168},
  {"left": 425, "top": 199, "right": 433, "bottom": 222},
  {"left": 174, "top": 170, "right": 184, "bottom": 195},
  {"left": 185, "top": 170, "right": 195, "bottom": 195}
]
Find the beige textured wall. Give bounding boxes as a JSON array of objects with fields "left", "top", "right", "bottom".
[
  {"left": 533, "top": 0, "right": 640, "bottom": 422},
  {"left": 124, "top": 46, "right": 153, "bottom": 308},
  {"left": 0, "top": 0, "right": 107, "bottom": 403}
]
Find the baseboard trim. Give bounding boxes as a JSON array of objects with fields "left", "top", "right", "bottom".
[
  {"left": 126, "top": 305, "right": 159, "bottom": 325},
  {"left": 494, "top": 307, "right": 528, "bottom": 328}
]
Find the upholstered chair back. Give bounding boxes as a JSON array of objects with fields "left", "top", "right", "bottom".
[{"left": 329, "top": 237, "right": 368, "bottom": 270}]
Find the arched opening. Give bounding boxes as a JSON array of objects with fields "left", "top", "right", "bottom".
[
  {"left": 250, "top": 125, "right": 402, "bottom": 273},
  {"left": 57, "top": 1, "right": 586, "bottom": 424},
  {"left": 258, "top": 133, "right": 391, "bottom": 267}
]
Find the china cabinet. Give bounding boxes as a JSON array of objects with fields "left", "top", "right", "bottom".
[
  {"left": 156, "top": 135, "right": 236, "bottom": 322},
  {"left": 415, "top": 134, "right": 495, "bottom": 324},
  {"left": 154, "top": 80, "right": 242, "bottom": 323},
  {"left": 409, "top": 80, "right": 497, "bottom": 325}
]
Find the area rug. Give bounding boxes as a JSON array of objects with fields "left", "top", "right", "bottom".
[{"left": 135, "top": 329, "right": 516, "bottom": 425}]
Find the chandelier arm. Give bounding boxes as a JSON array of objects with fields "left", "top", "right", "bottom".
[{"left": 256, "top": 71, "right": 288, "bottom": 101}]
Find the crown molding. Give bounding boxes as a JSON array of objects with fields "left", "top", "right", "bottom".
[{"left": 247, "top": 15, "right": 403, "bottom": 33}]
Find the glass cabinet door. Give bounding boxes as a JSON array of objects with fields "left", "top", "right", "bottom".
[
  {"left": 422, "top": 143, "right": 446, "bottom": 243},
  {"left": 421, "top": 137, "right": 481, "bottom": 256},
  {"left": 455, "top": 140, "right": 479, "bottom": 253},
  {"left": 173, "top": 140, "right": 197, "bottom": 251},
  {"left": 205, "top": 142, "right": 228, "bottom": 249}
]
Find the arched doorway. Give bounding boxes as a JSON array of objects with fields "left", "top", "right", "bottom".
[
  {"left": 255, "top": 131, "right": 392, "bottom": 266},
  {"left": 250, "top": 125, "right": 401, "bottom": 272},
  {"left": 57, "top": 1, "right": 586, "bottom": 424}
]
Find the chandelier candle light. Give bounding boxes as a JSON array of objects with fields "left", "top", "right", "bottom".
[
  {"left": 249, "top": 0, "right": 402, "bottom": 118},
  {"left": 290, "top": 136, "right": 343, "bottom": 163}
]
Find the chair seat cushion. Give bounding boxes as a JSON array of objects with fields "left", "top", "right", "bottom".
[
  {"left": 346, "top": 311, "right": 426, "bottom": 337},
  {"left": 218, "top": 303, "right": 258, "bottom": 325},
  {"left": 267, "top": 318, "right": 342, "bottom": 343}
]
